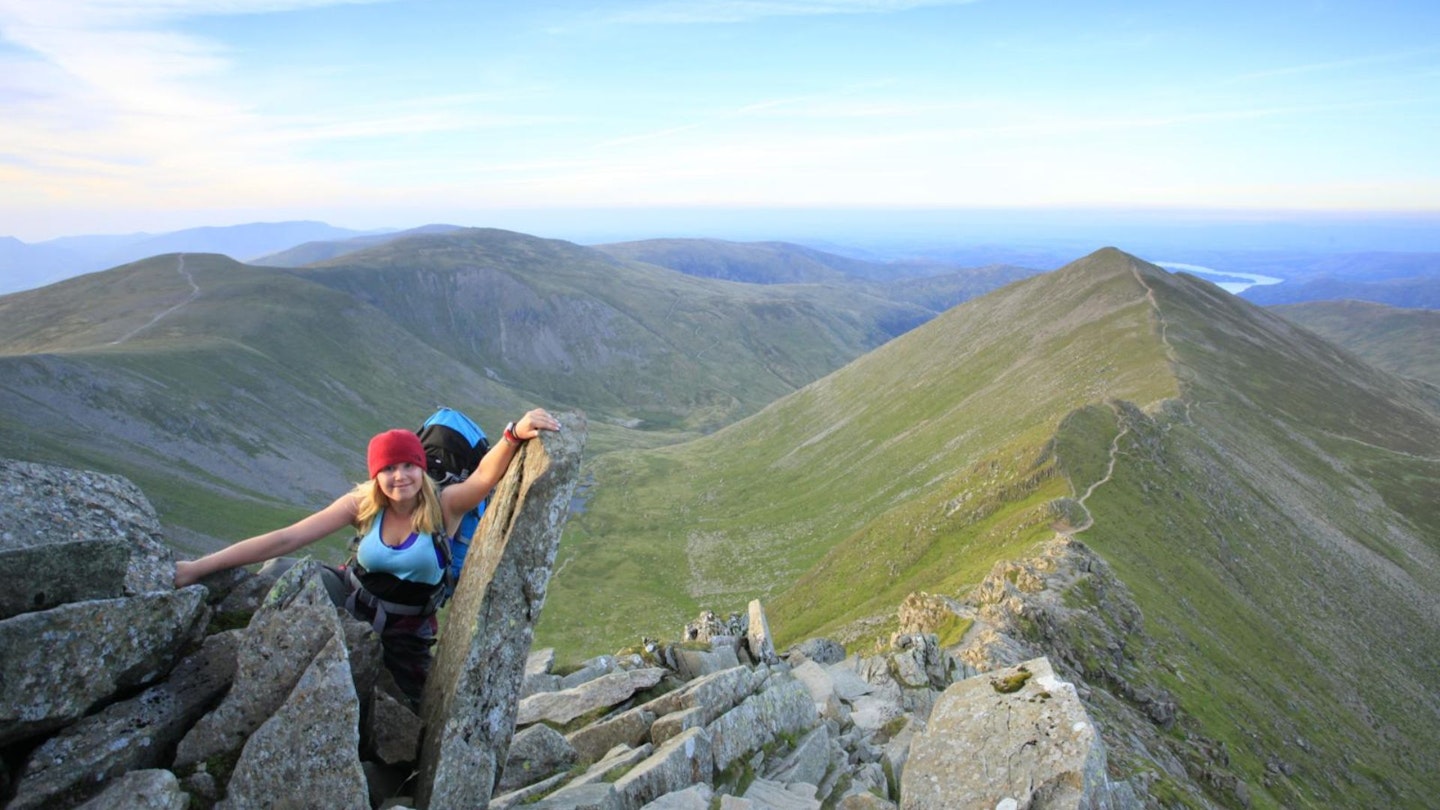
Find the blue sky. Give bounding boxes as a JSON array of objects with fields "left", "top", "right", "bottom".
[{"left": 1, "top": 0, "right": 1438, "bottom": 243}]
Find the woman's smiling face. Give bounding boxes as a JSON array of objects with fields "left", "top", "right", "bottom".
[{"left": 375, "top": 462, "right": 425, "bottom": 504}]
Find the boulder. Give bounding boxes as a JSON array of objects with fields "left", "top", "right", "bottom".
[
  {"left": 173, "top": 567, "right": 343, "bottom": 769},
  {"left": 368, "top": 688, "right": 423, "bottom": 766},
  {"left": 72, "top": 769, "right": 187, "bottom": 810},
  {"left": 567, "top": 707, "right": 656, "bottom": 766},
  {"left": 612, "top": 727, "right": 713, "bottom": 810},
  {"left": 0, "top": 586, "right": 208, "bottom": 746},
  {"left": 707, "top": 675, "right": 818, "bottom": 775},
  {"left": 640, "top": 783, "right": 713, "bottom": 809},
  {"left": 528, "top": 782, "right": 623, "bottom": 809},
  {"left": 222, "top": 633, "right": 368, "bottom": 808},
  {"left": 9, "top": 630, "right": 240, "bottom": 810},
  {"left": 900, "top": 657, "right": 1115, "bottom": 810},
  {"left": 497, "top": 723, "right": 579, "bottom": 793},
  {"left": 0, "top": 538, "right": 128, "bottom": 620},
  {"left": 745, "top": 600, "right": 778, "bottom": 665},
  {"left": 415, "top": 415, "right": 587, "bottom": 809},
  {"left": 787, "top": 637, "right": 846, "bottom": 666},
  {"left": 764, "top": 724, "right": 834, "bottom": 788},
  {"left": 561, "top": 654, "right": 617, "bottom": 689},
  {"left": 517, "top": 668, "right": 667, "bottom": 727},
  {"left": 0, "top": 459, "right": 174, "bottom": 595},
  {"left": 738, "top": 779, "right": 821, "bottom": 809}
]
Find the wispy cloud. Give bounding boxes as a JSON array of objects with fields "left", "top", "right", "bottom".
[{"left": 606, "top": 0, "right": 979, "bottom": 25}]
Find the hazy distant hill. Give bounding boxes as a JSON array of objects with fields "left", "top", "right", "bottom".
[
  {"left": 254, "top": 224, "right": 465, "bottom": 267},
  {"left": 290, "top": 228, "right": 938, "bottom": 431},
  {"left": 0, "top": 221, "right": 373, "bottom": 295},
  {"left": 1241, "top": 273, "right": 1440, "bottom": 308},
  {"left": 543, "top": 247, "right": 1440, "bottom": 807},
  {"left": 1273, "top": 299, "right": 1440, "bottom": 385}
]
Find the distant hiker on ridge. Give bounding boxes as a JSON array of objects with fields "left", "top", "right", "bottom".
[{"left": 174, "top": 408, "right": 561, "bottom": 701}]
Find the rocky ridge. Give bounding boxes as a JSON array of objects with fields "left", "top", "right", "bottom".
[{"left": 1, "top": 449, "right": 1201, "bottom": 809}]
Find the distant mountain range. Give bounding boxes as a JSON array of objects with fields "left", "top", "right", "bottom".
[
  {"left": 2, "top": 229, "right": 1438, "bottom": 806},
  {"left": 0, "top": 221, "right": 375, "bottom": 294}
]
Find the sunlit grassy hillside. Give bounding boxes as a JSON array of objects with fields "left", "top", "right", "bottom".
[{"left": 541, "top": 247, "right": 1440, "bottom": 808}]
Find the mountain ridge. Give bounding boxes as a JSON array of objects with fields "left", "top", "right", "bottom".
[{"left": 542, "top": 246, "right": 1440, "bottom": 808}]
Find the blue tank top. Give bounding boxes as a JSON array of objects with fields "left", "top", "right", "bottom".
[{"left": 355, "top": 508, "right": 445, "bottom": 585}]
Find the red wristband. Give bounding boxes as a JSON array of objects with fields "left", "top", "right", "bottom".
[{"left": 503, "top": 422, "right": 522, "bottom": 446}]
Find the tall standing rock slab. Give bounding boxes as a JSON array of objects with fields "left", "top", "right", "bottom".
[{"left": 415, "top": 413, "right": 587, "bottom": 809}]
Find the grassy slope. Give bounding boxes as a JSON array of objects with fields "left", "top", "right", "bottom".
[
  {"left": 0, "top": 253, "right": 530, "bottom": 551},
  {"left": 1073, "top": 268, "right": 1440, "bottom": 808},
  {"left": 542, "top": 248, "right": 1440, "bottom": 807},
  {"left": 293, "top": 229, "right": 933, "bottom": 432},
  {"left": 1272, "top": 299, "right": 1440, "bottom": 386},
  {"left": 542, "top": 247, "right": 1176, "bottom": 651}
]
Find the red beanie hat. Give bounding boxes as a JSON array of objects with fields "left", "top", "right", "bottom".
[{"left": 367, "top": 429, "right": 427, "bottom": 479}]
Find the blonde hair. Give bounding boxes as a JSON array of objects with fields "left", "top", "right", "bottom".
[{"left": 350, "top": 474, "right": 445, "bottom": 537}]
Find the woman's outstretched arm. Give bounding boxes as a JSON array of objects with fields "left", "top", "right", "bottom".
[{"left": 174, "top": 492, "right": 359, "bottom": 587}]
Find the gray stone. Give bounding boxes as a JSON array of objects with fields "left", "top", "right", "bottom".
[
  {"left": 0, "top": 460, "right": 174, "bottom": 595},
  {"left": 568, "top": 742, "right": 654, "bottom": 789},
  {"left": 528, "top": 783, "right": 623, "bottom": 809},
  {"left": 613, "top": 727, "right": 713, "bottom": 810},
  {"left": 567, "top": 707, "right": 656, "bottom": 766},
  {"left": 369, "top": 687, "right": 423, "bottom": 765},
  {"left": 836, "top": 794, "right": 898, "bottom": 809},
  {"left": 489, "top": 771, "right": 572, "bottom": 810},
  {"left": 10, "top": 629, "right": 239, "bottom": 810},
  {"left": 788, "top": 638, "right": 846, "bottom": 665},
  {"left": 518, "top": 668, "right": 666, "bottom": 727},
  {"left": 525, "top": 671, "right": 563, "bottom": 698},
  {"left": 561, "top": 654, "right": 617, "bottom": 689},
  {"left": 707, "top": 675, "right": 818, "bottom": 775},
  {"left": 878, "top": 718, "right": 918, "bottom": 801},
  {"left": 0, "top": 539, "right": 128, "bottom": 620},
  {"left": 639, "top": 665, "right": 765, "bottom": 723},
  {"left": 639, "top": 783, "right": 713, "bottom": 809},
  {"left": 745, "top": 599, "right": 777, "bottom": 665},
  {"left": 822, "top": 662, "right": 875, "bottom": 702},
  {"left": 849, "top": 693, "right": 904, "bottom": 732},
  {"left": 764, "top": 724, "right": 833, "bottom": 788},
  {"left": 742, "top": 779, "right": 821, "bottom": 809},
  {"left": 498, "top": 722, "right": 580, "bottom": 793},
  {"left": 415, "top": 415, "right": 587, "bottom": 809},
  {"left": 222, "top": 633, "right": 368, "bottom": 809},
  {"left": 900, "top": 657, "right": 1115, "bottom": 810},
  {"left": 72, "top": 769, "right": 187, "bottom": 810},
  {"left": 174, "top": 568, "right": 343, "bottom": 769},
  {"left": 528, "top": 647, "right": 557, "bottom": 675},
  {"left": 789, "top": 660, "right": 837, "bottom": 707},
  {"left": 673, "top": 645, "right": 741, "bottom": 680},
  {"left": 0, "top": 586, "right": 208, "bottom": 746},
  {"left": 651, "top": 705, "right": 707, "bottom": 747}
]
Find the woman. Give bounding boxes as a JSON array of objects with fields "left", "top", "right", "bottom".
[{"left": 175, "top": 408, "right": 560, "bottom": 700}]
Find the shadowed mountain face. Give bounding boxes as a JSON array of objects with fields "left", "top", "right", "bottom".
[
  {"left": 289, "top": 228, "right": 936, "bottom": 431},
  {"left": 1273, "top": 299, "right": 1440, "bottom": 386},
  {"left": 545, "top": 247, "right": 1440, "bottom": 808}
]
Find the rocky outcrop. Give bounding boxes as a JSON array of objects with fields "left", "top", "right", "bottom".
[
  {"left": 902, "top": 657, "right": 1131, "bottom": 809},
  {"left": 0, "top": 455, "right": 1168, "bottom": 810},
  {"left": 414, "top": 413, "right": 588, "bottom": 808}
]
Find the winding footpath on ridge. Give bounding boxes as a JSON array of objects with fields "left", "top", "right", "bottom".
[
  {"left": 1062, "top": 264, "right": 1177, "bottom": 538},
  {"left": 109, "top": 254, "right": 200, "bottom": 346}
]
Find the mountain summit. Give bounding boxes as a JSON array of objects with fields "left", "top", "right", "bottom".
[{"left": 547, "top": 247, "right": 1440, "bottom": 807}]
